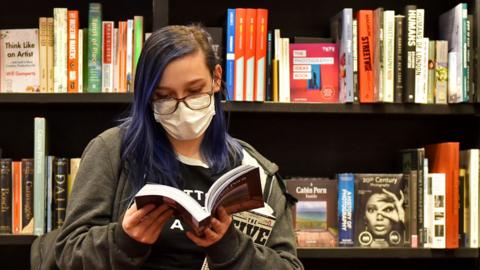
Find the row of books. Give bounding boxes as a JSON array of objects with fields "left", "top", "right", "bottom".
[
  {"left": 286, "top": 142, "right": 476, "bottom": 249},
  {"left": 0, "top": 3, "right": 147, "bottom": 94},
  {"left": 0, "top": 156, "right": 80, "bottom": 235}
]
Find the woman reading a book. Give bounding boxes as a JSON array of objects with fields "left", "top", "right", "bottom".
[{"left": 54, "top": 25, "right": 303, "bottom": 270}]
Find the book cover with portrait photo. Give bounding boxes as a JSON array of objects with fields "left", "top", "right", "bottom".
[{"left": 354, "top": 174, "right": 408, "bottom": 248}]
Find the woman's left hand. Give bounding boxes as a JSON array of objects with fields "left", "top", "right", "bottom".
[{"left": 186, "top": 206, "right": 232, "bottom": 247}]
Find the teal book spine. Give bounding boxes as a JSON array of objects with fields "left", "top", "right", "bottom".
[{"left": 33, "top": 117, "right": 46, "bottom": 236}]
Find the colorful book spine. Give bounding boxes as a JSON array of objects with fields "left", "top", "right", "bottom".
[
  {"left": 383, "top": 10, "right": 395, "bottom": 103},
  {"left": 356, "top": 10, "right": 374, "bottom": 103},
  {"left": 102, "top": 21, "right": 114, "bottom": 92},
  {"left": 21, "top": 159, "right": 34, "bottom": 234},
  {"left": 87, "top": 3, "right": 103, "bottom": 92},
  {"left": 118, "top": 22, "right": 127, "bottom": 93},
  {"left": 394, "top": 15, "right": 404, "bottom": 103},
  {"left": 39, "top": 17, "right": 48, "bottom": 92},
  {"left": 234, "top": 8, "right": 246, "bottom": 101},
  {"left": 67, "top": 10, "right": 79, "bottom": 93},
  {"left": 0, "top": 159, "right": 12, "bottom": 234},
  {"left": 225, "top": 9, "right": 236, "bottom": 101},
  {"left": 403, "top": 5, "right": 416, "bottom": 103},
  {"left": 34, "top": 117, "right": 46, "bottom": 236},
  {"left": 254, "top": 8, "right": 268, "bottom": 102},
  {"left": 53, "top": 8, "right": 68, "bottom": 93},
  {"left": 373, "top": 8, "right": 383, "bottom": 102},
  {"left": 435, "top": 41, "right": 448, "bottom": 104},
  {"left": 47, "top": 17, "right": 54, "bottom": 93},
  {"left": 126, "top": 19, "right": 134, "bottom": 92},
  {"left": 427, "top": 40, "right": 436, "bottom": 104},
  {"left": 244, "top": 8, "right": 256, "bottom": 101},
  {"left": 133, "top": 15, "right": 144, "bottom": 89},
  {"left": 12, "top": 161, "right": 21, "bottom": 234},
  {"left": 337, "top": 173, "right": 354, "bottom": 246},
  {"left": 113, "top": 28, "right": 119, "bottom": 92}
]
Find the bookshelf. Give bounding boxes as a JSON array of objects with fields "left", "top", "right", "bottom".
[{"left": 1, "top": 0, "right": 480, "bottom": 269}]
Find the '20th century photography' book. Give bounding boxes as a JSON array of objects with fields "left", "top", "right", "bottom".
[{"left": 134, "top": 164, "right": 264, "bottom": 235}]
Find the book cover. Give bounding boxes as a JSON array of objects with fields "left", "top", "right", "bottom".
[
  {"left": 286, "top": 178, "right": 338, "bottom": 247},
  {"left": 0, "top": 159, "right": 12, "bottom": 233},
  {"left": 21, "top": 159, "right": 34, "bottom": 234},
  {"left": 87, "top": 2, "right": 103, "bottom": 92},
  {"left": 337, "top": 173, "right": 354, "bottom": 246},
  {"left": 354, "top": 174, "right": 407, "bottom": 247},
  {"left": 330, "top": 8, "right": 354, "bottom": 103},
  {"left": 134, "top": 164, "right": 263, "bottom": 235},
  {"left": 289, "top": 43, "right": 339, "bottom": 103},
  {"left": 0, "top": 29, "right": 39, "bottom": 92},
  {"left": 225, "top": 8, "right": 235, "bottom": 101}
]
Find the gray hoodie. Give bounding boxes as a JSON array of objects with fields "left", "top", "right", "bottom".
[{"left": 54, "top": 127, "right": 304, "bottom": 270}]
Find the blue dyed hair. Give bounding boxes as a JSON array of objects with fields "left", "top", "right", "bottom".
[{"left": 120, "top": 25, "right": 243, "bottom": 193}]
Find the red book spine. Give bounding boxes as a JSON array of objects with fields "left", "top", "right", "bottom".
[
  {"left": 12, "top": 161, "right": 21, "bottom": 234},
  {"left": 67, "top": 10, "right": 79, "bottom": 93},
  {"left": 356, "top": 10, "right": 374, "bottom": 103},
  {"left": 234, "top": 8, "right": 246, "bottom": 101},
  {"left": 254, "top": 9, "right": 268, "bottom": 101}
]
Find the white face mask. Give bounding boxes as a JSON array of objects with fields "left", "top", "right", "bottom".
[{"left": 153, "top": 96, "right": 216, "bottom": 140}]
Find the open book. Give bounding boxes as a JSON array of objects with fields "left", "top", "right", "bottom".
[{"left": 134, "top": 164, "right": 264, "bottom": 235}]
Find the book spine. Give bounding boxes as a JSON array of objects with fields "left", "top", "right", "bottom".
[
  {"left": 39, "top": 17, "right": 48, "bottom": 92},
  {"left": 462, "top": 4, "right": 468, "bottom": 102},
  {"left": 265, "top": 30, "right": 273, "bottom": 101},
  {"left": 53, "top": 158, "right": 68, "bottom": 230},
  {"left": 254, "top": 9, "right": 268, "bottom": 102},
  {"left": 126, "top": 19, "right": 134, "bottom": 92},
  {"left": 417, "top": 149, "right": 425, "bottom": 247},
  {"left": 476, "top": 0, "right": 480, "bottom": 103},
  {"left": 33, "top": 117, "right": 46, "bottom": 236},
  {"left": 47, "top": 17, "right": 54, "bottom": 93},
  {"left": 435, "top": 41, "right": 448, "bottom": 104},
  {"left": 133, "top": 16, "right": 144, "bottom": 89},
  {"left": 0, "top": 159, "right": 12, "bottom": 234},
  {"left": 383, "top": 10, "right": 395, "bottom": 103},
  {"left": 21, "top": 159, "right": 34, "bottom": 234},
  {"left": 234, "top": 8, "right": 246, "bottom": 101},
  {"left": 46, "top": 156, "right": 53, "bottom": 232},
  {"left": 394, "top": 15, "right": 404, "bottom": 103},
  {"left": 403, "top": 5, "right": 416, "bottom": 103},
  {"left": 78, "top": 29, "right": 83, "bottom": 93},
  {"left": 244, "top": 8, "right": 256, "bottom": 102},
  {"left": 67, "top": 10, "right": 79, "bottom": 93},
  {"left": 448, "top": 52, "right": 458, "bottom": 103},
  {"left": 68, "top": 158, "right": 81, "bottom": 198},
  {"left": 423, "top": 158, "right": 431, "bottom": 247},
  {"left": 430, "top": 173, "right": 446, "bottom": 248},
  {"left": 337, "top": 173, "right": 354, "bottom": 246},
  {"left": 414, "top": 9, "right": 426, "bottom": 104},
  {"left": 341, "top": 9, "right": 354, "bottom": 103},
  {"left": 373, "top": 8, "right": 383, "bottom": 102},
  {"left": 102, "top": 21, "right": 114, "bottom": 92},
  {"left": 427, "top": 40, "right": 436, "bottom": 104},
  {"left": 467, "top": 15, "right": 474, "bottom": 103},
  {"left": 113, "top": 28, "right": 119, "bottom": 92},
  {"left": 357, "top": 10, "right": 374, "bottom": 103},
  {"left": 82, "top": 28, "right": 89, "bottom": 93},
  {"left": 87, "top": 3, "right": 103, "bottom": 92},
  {"left": 468, "top": 149, "right": 479, "bottom": 247},
  {"left": 118, "top": 22, "right": 127, "bottom": 93},
  {"left": 54, "top": 8, "right": 68, "bottom": 93},
  {"left": 459, "top": 168, "right": 467, "bottom": 247},
  {"left": 421, "top": 38, "right": 429, "bottom": 104},
  {"left": 352, "top": 19, "right": 359, "bottom": 103},
  {"left": 272, "top": 59, "right": 279, "bottom": 102},
  {"left": 225, "top": 9, "right": 236, "bottom": 101},
  {"left": 12, "top": 161, "right": 21, "bottom": 234},
  {"left": 281, "top": 38, "right": 290, "bottom": 102}
]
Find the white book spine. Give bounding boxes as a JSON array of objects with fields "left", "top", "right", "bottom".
[
  {"left": 423, "top": 158, "right": 431, "bottom": 248},
  {"left": 126, "top": 19, "right": 134, "bottom": 92},
  {"left": 383, "top": 10, "right": 395, "bottom": 103},
  {"left": 448, "top": 52, "right": 457, "bottom": 103},
  {"left": 414, "top": 9, "right": 426, "bottom": 103},
  {"left": 273, "top": 29, "right": 281, "bottom": 102},
  {"left": 280, "top": 38, "right": 290, "bottom": 102},
  {"left": 430, "top": 173, "right": 446, "bottom": 249},
  {"left": 53, "top": 8, "right": 68, "bottom": 93},
  {"left": 352, "top": 19, "right": 358, "bottom": 102},
  {"left": 39, "top": 18, "right": 48, "bottom": 92},
  {"left": 33, "top": 118, "right": 46, "bottom": 236},
  {"left": 113, "top": 28, "right": 119, "bottom": 92},
  {"left": 78, "top": 29, "right": 83, "bottom": 93},
  {"left": 102, "top": 22, "right": 114, "bottom": 92},
  {"left": 469, "top": 149, "right": 479, "bottom": 248},
  {"left": 422, "top": 38, "right": 429, "bottom": 104}
]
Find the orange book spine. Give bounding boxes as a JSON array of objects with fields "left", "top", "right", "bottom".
[
  {"left": 356, "top": 10, "right": 374, "bottom": 103},
  {"left": 254, "top": 9, "right": 268, "bottom": 101},
  {"left": 244, "top": 8, "right": 256, "bottom": 101},
  {"left": 234, "top": 8, "right": 246, "bottom": 101},
  {"left": 12, "top": 161, "right": 21, "bottom": 235},
  {"left": 118, "top": 21, "right": 127, "bottom": 93},
  {"left": 425, "top": 142, "right": 460, "bottom": 249},
  {"left": 67, "top": 10, "right": 79, "bottom": 93}
]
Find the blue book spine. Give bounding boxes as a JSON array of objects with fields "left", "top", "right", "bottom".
[
  {"left": 225, "top": 9, "right": 236, "bottom": 101},
  {"left": 338, "top": 173, "right": 354, "bottom": 246}
]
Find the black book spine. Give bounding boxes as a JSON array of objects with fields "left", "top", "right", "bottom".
[
  {"left": 21, "top": 159, "right": 34, "bottom": 231},
  {"left": 265, "top": 30, "right": 273, "bottom": 101},
  {"left": 402, "top": 5, "right": 416, "bottom": 103},
  {"left": 459, "top": 170, "right": 466, "bottom": 247},
  {"left": 53, "top": 158, "right": 69, "bottom": 230},
  {"left": 0, "top": 159, "right": 12, "bottom": 234},
  {"left": 417, "top": 151, "right": 424, "bottom": 247},
  {"left": 394, "top": 15, "right": 404, "bottom": 103},
  {"left": 152, "top": 0, "right": 169, "bottom": 31}
]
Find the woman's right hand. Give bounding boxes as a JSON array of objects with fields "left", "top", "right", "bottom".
[{"left": 122, "top": 203, "right": 174, "bottom": 244}]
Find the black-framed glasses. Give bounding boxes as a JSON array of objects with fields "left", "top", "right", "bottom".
[{"left": 152, "top": 91, "right": 214, "bottom": 115}]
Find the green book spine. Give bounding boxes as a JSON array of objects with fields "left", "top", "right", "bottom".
[
  {"left": 133, "top": 16, "right": 144, "bottom": 89},
  {"left": 87, "top": 3, "right": 102, "bottom": 92},
  {"left": 33, "top": 117, "right": 46, "bottom": 236}
]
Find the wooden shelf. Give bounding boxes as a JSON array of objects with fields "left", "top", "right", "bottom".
[{"left": 0, "top": 93, "right": 478, "bottom": 115}]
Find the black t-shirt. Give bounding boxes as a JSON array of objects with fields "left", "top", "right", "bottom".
[{"left": 142, "top": 160, "right": 219, "bottom": 270}]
